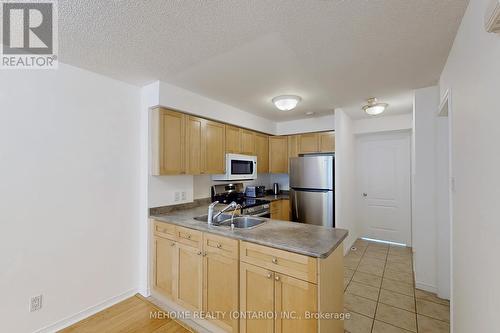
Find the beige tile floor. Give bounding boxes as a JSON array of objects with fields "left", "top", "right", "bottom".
[{"left": 343, "top": 238, "right": 450, "bottom": 333}]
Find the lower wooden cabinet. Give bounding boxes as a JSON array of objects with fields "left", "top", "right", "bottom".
[
  {"left": 240, "top": 262, "right": 275, "bottom": 333},
  {"left": 153, "top": 236, "right": 176, "bottom": 299},
  {"left": 175, "top": 242, "right": 203, "bottom": 311},
  {"left": 274, "top": 273, "right": 318, "bottom": 333},
  {"left": 152, "top": 220, "right": 344, "bottom": 333},
  {"left": 270, "top": 199, "right": 290, "bottom": 221}
]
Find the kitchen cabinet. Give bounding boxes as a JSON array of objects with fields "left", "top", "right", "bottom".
[
  {"left": 152, "top": 220, "right": 345, "bottom": 333},
  {"left": 175, "top": 242, "right": 203, "bottom": 311},
  {"left": 240, "top": 262, "right": 275, "bottom": 333},
  {"left": 270, "top": 199, "right": 290, "bottom": 221},
  {"left": 226, "top": 125, "right": 241, "bottom": 154},
  {"left": 319, "top": 131, "right": 335, "bottom": 152},
  {"left": 239, "top": 241, "right": 342, "bottom": 333},
  {"left": 269, "top": 136, "right": 288, "bottom": 174},
  {"left": 240, "top": 129, "right": 256, "bottom": 155},
  {"left": 274, "top": 273, "right": 318, "bottom": 333},
  {"left": 298, "top": 133, "right": 320, "bottom": 154},
  {"left": 297, "top": 131, "right": 335, "bottom": 154},
  {"left": 153, "top": 236, "right": 176, "bottom": 299},
  {"left": 255, "top": 133, "right": 269, "bottom": 173},
  {"left": 202, "top": 120, "right": 226, "bottom": 174},
  {"left": 186, "top": 117, "right": 226, "bottom": 174},
  {"left": 288, "top": 135, "right": 299, "bottom": 159},
  {"left": 151, "top": 108, "right": 186, "bottom": 175},
  {"left": 203, "top": 233, "right": 239, "bottom": 332},
  {"left": 185, "top": 116, "right": 203, "bottom": 174}
]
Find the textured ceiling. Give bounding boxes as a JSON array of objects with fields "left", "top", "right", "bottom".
[{"left": 59, "top": 0, "right": 468, "bottom": 121}]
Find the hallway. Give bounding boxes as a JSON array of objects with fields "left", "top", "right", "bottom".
[{"left": 343, "top": 239, "right": 450, "bottom": 333}]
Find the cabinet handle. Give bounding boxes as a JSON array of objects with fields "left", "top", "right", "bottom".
[
  {"left": 187, "top": 235, "right": 191, "bottom": 239},
  {"left": 216, "top": 243, "right": 222, "bottom": 249},
  {"left": 170, "top": 242, "right": 175, "bottom": 246},
  {"left": 266, "top": 273, "right": 273, "bottom": 279},
  {"left": 197, "top": 251, "right": 202, "bottom": 255},
  {"left": 272, "top": 257, "right": 278, "bottom": 264},
  {"left": 203, "top": 251, "right": 207, "bottom": 257},
  {"left": 275, "top": 275, "right": 280, "bottom": 281}
]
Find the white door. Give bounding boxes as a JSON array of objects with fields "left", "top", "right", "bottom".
[{"left": 357, "top": 131, "right": 411, "bottom": 245}]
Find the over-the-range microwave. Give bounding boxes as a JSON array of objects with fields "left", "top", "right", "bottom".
[{"left": 212, "top": 153, "right": 257, "bottom": 181}]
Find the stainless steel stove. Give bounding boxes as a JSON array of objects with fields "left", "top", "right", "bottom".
[{"left": 211, "top": 183, "right": 270, "bottom": 218}]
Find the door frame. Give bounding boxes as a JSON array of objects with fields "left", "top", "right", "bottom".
[{"left": 355, "top": 129, "right": 413, "bottom": 246}]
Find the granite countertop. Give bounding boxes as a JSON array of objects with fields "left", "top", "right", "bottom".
[{"left": 150, "top": 204, "right": 348, "bottom": 259}]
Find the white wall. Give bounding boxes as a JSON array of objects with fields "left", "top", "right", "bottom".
[
  {"left": 440, "top": 0, "right": 500, "bottom": 331},
  {"left": 353, "top": 113, "right": 412, "bottom": 134},
  {"left": 412, "top": 86, "right": 439, "bottom": 293},
  {"left": 276, "top": 113, "right": 335, "bottom": 135},
  {"left": 334, "top": 109, "right": 358, "bottom": 253},
  {"left": 0, "top": 64, "right": 141, "bottom": 332}
]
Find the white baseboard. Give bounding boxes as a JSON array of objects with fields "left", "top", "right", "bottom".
[
  {"left": 34, "top": 288, "right": 138, "bottom": 333},
  {"left": 415, "top": 281, "right": 437, "bottom": 294}
]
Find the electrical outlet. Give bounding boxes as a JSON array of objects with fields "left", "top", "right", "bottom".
[
  {"left": 181, "top": 191, "right": 186, "bottom": 200},
  {"left": 174, "top": 192, "right": 180, "bottom": 202},
  {"left": 30, "top": 295, "right": 43, "bottom": 312}
]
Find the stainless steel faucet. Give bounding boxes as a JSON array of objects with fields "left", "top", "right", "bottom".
[
  {"left": 208, "top": 201, "right": 240, "bottom": 225},
  {"left": 207, "top": 201, "right": 219, "bottom": 225}
]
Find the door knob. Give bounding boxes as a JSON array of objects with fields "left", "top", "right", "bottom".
[{"left": 362, "top": 193, "right": 368, "bottom": 197}]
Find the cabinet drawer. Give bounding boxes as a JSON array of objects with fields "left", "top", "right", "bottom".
[
  {"left": 240, "top": 241, "right": 317, "bottom": 283},
  {"left": 203, "top": 233, "right": 238, "bottom": 259},
  {"left": 153, "top": 221, "right": 177, "bottom": 240},
  {"left": 176, "top": 226, "right": 202, "bottom": 249}
]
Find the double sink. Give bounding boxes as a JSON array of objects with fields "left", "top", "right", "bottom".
[{"left": 194, "top": 214, "right": 266, "bottom": 229}]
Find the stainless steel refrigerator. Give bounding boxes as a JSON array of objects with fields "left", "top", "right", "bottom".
[{"left": 289, "top": 154, "right": 335, "bottom": 227}]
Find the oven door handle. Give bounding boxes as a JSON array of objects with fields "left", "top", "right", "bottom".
[{"left": 251, "top": 211, "right": 271, "bottom": 217}]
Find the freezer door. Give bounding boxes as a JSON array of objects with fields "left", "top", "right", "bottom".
[
  {"left": 290, "top": 189, "right": 334, "bottom": 227},
  {"left": 289, "top": 155, "right": 334, "bottom": 190}
]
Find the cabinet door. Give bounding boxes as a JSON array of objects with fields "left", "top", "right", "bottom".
[
  {"left": 185, "top": 116, "right": 203, "bottom": 175},
  {"left": 298, "top": 133, "right": 320, "bottom": 154},
  {"left": 255, "top": 133, "right": 269, "bottom": 174},
  {"left": 269, "top": 136, "right": 288, "bottom": 174},
  {"left": 274, "top": 273, "right": 318, "bottom": 333},
  {"left": 281, "top": 199, "right": 290, "bottom": 221},
  {"left": 240, "top": 262, "right": 275, "bottom": 333},
  {"left": 153, "top": 236, "right": 176, "bottom": 299},
  {"left": 319, "top": 131, "right": 335, "bottom": 152},
  {"left": 157, "top": 109, "right": 186, "bottom": 175},
  {"left": 203, "top": 120, "right": 226, "bottom": 174},
  {"left": 175, "top": 243, "right": 203, "bottom": 311},
  {"left": 226, "top": 125, "right": 241, "bottom": 154},
  {"left": 270, "top": 200, "right": 282, "bottom": 220},
  {"left": 288, "top": 135, "right": 299, "bottom": 159},
  {"left": 203, "top": 253, "right": 239, "bottom": 332},
  {"left": 240, "top": 129, "right": 256, "bottom": 155}
]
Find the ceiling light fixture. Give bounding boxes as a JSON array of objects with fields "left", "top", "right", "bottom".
[
  {"left": 362, "top": 97, "right": 388, "bottom": 116},
  {"left": 272, "top": 95, "right": 302, "bottom": 111}
]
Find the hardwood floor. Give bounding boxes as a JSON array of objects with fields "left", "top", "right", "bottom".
[{"left": 59, "top": 294, "right": 193, "bottom": 333}]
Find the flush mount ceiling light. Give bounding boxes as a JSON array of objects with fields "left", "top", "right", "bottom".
[
  {"left": 362, "top": 97, "right": 388, "bottom": 116},
  {"left": 272, "top": 95, "right": 302, "bottom": 111}
]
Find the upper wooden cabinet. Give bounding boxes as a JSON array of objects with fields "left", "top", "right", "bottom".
[
  {"left": 297, "top": 131, "right": 335, "bottom": 154},
  {"left": 225, "top": 126, "right": 256, "bottom": 155},
  {"left": 202, "top": 120, "right": 225, "bottom": 174},
  {"left": 288, "top": 135, "right": 299, "bottom": 159},
  {"left": 185, "top": 116, "right": 225, "bottom": 175},
  {"left": 269, "top": 136, "right": 288, "bottom": 174},
  {"left": 255, "top": 133, "right": 269, "bottom": 173},
  {"left": 319, "top": 131, "right": 335, "bottom": 152},
  {"left": 225, "top": 125, "right": 241, "bottom": 154},
  {"left": 240, "top": 129, "right": 256, "bottom": 155},
  {"left": 298, "top": 133, "right": 320, "bottom": 154},
  {"left": 151, "top": 108, "right": 186, "bottom": 175}
]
